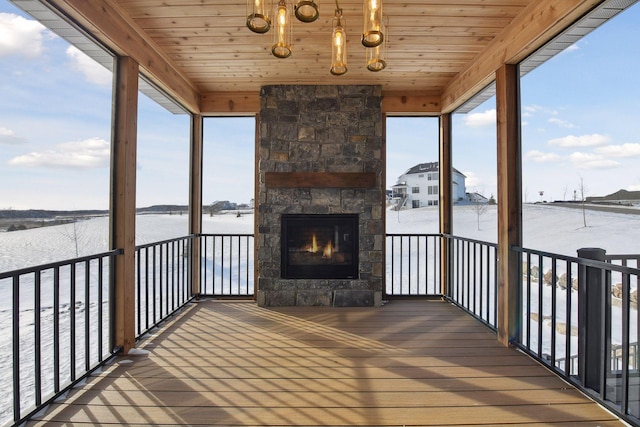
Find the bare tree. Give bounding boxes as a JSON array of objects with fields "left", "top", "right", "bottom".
[
  {"left": 579, "top": 175, "right": 588, "bottom": 227},
  {"left": 470, "top": 191, "right": 488, "bottom": 231},
  {"left": 209, "top": 201, "right": 226, "bottom": 217},
  {"left": 59, "top": 217, "right": 86, "bottom": 258}
]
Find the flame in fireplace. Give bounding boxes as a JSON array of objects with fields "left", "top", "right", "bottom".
[
  {"left": 322, "top": 241, "right": 333, "bottom": 258},
  {"left": 303, "top": 233, "right": 333, "bottom": 258},
  {"left": 310, "top": 234, "right": 318, "bottom": 252}
]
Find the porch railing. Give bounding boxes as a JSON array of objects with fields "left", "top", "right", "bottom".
[
  {"left": 135, "top": 236, "right": 196, "bottom": 337},
  {"left": 513, "top": 245, "right": 640, "bottom": 426},
  {"left": 385, "top": 234, "right": 441, "bottom": 296},
  {"left": 445, "top": 234, "right": 498, "bottom": 330},
  {"left": 199, "top": 234, "right": 254, "bottom": 297},
  {"left": 2, "top": 232, "right": 640, "bottom": 426},
  {"left": 0, "top": 250, "right": 121, "bottom": 427}
]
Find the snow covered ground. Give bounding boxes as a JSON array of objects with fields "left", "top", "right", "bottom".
[
  {"left": 390, "top": 202, "right": 640, "bottom": 256},
  {"left": 1, "top": 204, "right": 638, "bottom": 273},
  {"left": 0, "top": 205, "right": 638, "bottom": 424}
]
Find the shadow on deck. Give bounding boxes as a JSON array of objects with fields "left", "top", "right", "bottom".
[{"left": 29, "top": 300, "right": 624, "bottom": 426}]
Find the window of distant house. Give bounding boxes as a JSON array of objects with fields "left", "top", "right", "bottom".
[
  {"left": 428, "top": 173, "right": 437, "bottom": 181},
  {"left": 428, "top": 185, "right": 439, "bottom": 195},
  {"left": 412, "top": 200, "right": 420, "bottom": 208},
  {"left": 412, "top": 187, "right": 420, "bottom": 193},
  {"left": 418, "top": 174, "right": 424, "bottom": 178}
]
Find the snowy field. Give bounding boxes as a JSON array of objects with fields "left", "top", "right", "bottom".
[
  {"left": 0, "top": 204, "right": 639, "bottom": 424},
  {"left": 1, "top": 204, "right": 639, "bottom": 273}
]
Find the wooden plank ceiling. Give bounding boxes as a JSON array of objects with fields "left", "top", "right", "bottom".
[{"left": 49, "top": 0, "right": 604, "bottom": 113}]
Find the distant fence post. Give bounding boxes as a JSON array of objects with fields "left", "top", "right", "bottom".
[{"left": 577, "top": 247, "right": 607, "bottom": 392}]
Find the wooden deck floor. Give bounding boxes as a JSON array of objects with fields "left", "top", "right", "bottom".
[{"left": 30, "top": 300, "right": 625, "bottom": 426}]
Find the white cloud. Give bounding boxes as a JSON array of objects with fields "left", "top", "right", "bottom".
[
  {"left": 548, "top": 117, "right": 576, "bottom": 129},
  {"left": 0, "top": 126, "right": 26, "bottom": 145},
  {"left": 0, "top": 13, "right": 48, "bottom": 58},
  {"left": 464, "top": 109, "right": 495, "bottom": 127},
  {"left": 9, "top": 137, "right": 110, "bottom": 169},
  {"left": 524, "top": 150, "right": 562, "bottom": 163},
  {"left": 522, "top": 104, "right": 558, "bottom": 118},
  {"left": 559, "top": 43, "right": 580, "bottom": 55},
  {"left": 595, "top": 143, "right": 640, "bottom": 158},
  {"left": 66, "top": 46, "right": 112, "bottom": 86},
  {"left": 548, "top": 134, "right": 610, "bottom": 148},
  {"left": 568, "top": 152, "right": 619, "bottom": 169},
  {"left": 522, "top": 105, "right": 542, "bottom": 117}
]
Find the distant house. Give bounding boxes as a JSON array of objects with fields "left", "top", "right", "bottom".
[
  {"left": 391, "top": 162, "right": 466, "bottom": 209},
  {"left": 586, "top": 189, "right": 640, "bottom": 205},
  {"left": 466, "top": 192, "right": 489, "bottom": 204}
]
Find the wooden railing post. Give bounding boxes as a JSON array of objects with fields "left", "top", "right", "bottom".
[
  {"left": 496, "top": 63, "right": 522, "bottom": 346},
  {"left": 110, "top": 56, "right": 138, "bottom": 354},
  {"left": 189, "top": 114, "right": 203, "bottom": 297},
  {"left": 439, "top": 113, "right": 452, "bottom": 296}
]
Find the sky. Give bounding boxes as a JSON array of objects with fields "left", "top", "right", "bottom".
[{"left": 1, "top": 1, "right": 639, "bottom": 210}]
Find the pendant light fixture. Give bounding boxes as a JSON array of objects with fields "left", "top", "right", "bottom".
[
  {"left": 362, "top": 0, "right": 383, "bottom": 48},
  {"left": 294, "top": 0, "right": 319, "bottom": 22},
  {"left": 246, "top": 0, "right": 389, "bottom": 72},
  {"left": 366, "top": 21, "right": 387, "bottom": 71},
  {"left": 246, "top": 0, "right": 271, "bottom": 33},
  {"left": 272, "top": 0, "right": 293, "bottom": 58},
  {"left": 330, "top": 2, "right": 347, "bottom": 75}
]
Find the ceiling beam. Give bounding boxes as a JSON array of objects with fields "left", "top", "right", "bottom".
[
  {"left": 200, "top": 92, "right": 260, "bottom": 115},
  {"left": 199, "top": 91, "right": 443, "bottom": 115},
  {"left": 48, "top": 0, "right": 200, "bottom": 114},
  {"left": 382, "top": 93, "right": 441, "bottom": 115},
  {"left": 440, "top": 0, "right": 604, "bottom": 113}
]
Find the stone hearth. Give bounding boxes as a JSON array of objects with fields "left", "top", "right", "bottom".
[{"left": 256, "top": 85, "right": 384, "bottom": 307}]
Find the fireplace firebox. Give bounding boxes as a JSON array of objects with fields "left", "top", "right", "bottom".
[{"left": 281, "top": 214, "right": 359, "bottom": 279}]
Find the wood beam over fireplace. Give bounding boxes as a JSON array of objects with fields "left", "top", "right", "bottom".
[{"left": 265, "top": 172, "right": 377, "bottom": 189}]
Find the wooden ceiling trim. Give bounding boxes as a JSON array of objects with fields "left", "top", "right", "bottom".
[
  {"left": 441, "top": 0, "right": 604, "bottom": 113},
  {"left": 50, "top": 0, "right": 200, "bottom": 113},
  {"left": 382, "top": 94, "right": 441, "bottom": 115},
  {"left": 200, "top": 92, "right": 260, "bottom": 115},
  {"left": 198, "top": 92, "right": 442, "bottom": 115}
]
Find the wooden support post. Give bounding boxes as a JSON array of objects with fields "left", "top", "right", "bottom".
[
  {"left": 253, "top": 115, "right": 260, "bottom": 299},
  {"left": 189, "top": 114, "right": 204, "bottom": 297},
  {"left": 439, "top": 113, "right": 453, "bottom": 297},
  {"left": 110, "top": 56, "right": 138, "bottom": 354},
  {"left": 496, "top": 63, "right": 522, "bottom": 346}
]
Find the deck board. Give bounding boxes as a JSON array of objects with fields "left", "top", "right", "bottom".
[{"left": 28, "top": 300, "right": 625, "bottom": 426}]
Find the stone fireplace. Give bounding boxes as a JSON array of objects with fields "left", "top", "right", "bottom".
[{"left": 256, "top": 85, "right": 384, "bottom": 307}]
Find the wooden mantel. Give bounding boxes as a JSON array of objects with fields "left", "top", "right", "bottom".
[{"left": 264, "top": 172, "right": 377, "bottom": 189}]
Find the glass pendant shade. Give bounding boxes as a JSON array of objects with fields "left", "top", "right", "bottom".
[
  {"left": 362, "top": 0, "right": 383, "bottom": 47},
  {"left": 247, "top": 0, "right": 271, "bottom": 33},
  {"left": 366, "top": 22, "right": 387, "bottom": 71},
  {"left": 330, "top": 11, "right": 347, "bottom": 75},
  {"left": 366, "top": 46, "right": 386, "bottom": 72},
  {"left": 295, "top": 0, "right": 319, "bottom": 22},
  {"left": 272, "top": 0, "right": 293, "bottom": 58}
]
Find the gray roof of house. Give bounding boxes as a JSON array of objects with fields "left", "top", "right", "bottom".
[{"left": 404, "top": 162, "right": 465, "bottom": 177}]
